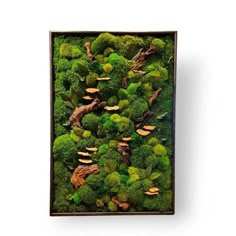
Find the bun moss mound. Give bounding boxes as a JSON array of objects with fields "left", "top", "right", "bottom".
[{"left": 52, "top": 32, "right": 175, "bottom": 213}]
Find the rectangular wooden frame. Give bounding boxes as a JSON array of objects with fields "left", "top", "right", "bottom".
[{"left": 50, "top": 31, "right": 177, "bottom": 216}]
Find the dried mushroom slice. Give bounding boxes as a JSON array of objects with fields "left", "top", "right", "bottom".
[
  {"left": 78, "top": 159, "right": 93, "bottom": 164},
  {"left": 96, "top": 77, "right": 110, "bottom": 81},
  {"left": 136, "top": 129, "right": 151, "bottom": 136},
  {"left": 83, "top": 95, "right": 94, "bottom": 100},
  {"left": 77, "top": 151, "right": 91, "bottom": 157},
  {"left": 143, "top": 125, "right": 156, "bottom": 131},
  {"left": 122, "top": 137, "right": 132, "bottom": 141},
  {"left": 85, "top": 88, "right": 100, "bottom": 93},
  {"left": 149, "top": 187, "right": 159, "bottom": 193},
  {"left": 104, "top": 105, "right": 120, "bottom": 111},
  {"left": 86, "top": 147, "right": 98, "bottom": 152},
  {"left": 145, "top": 191, "right": 159, "bottom": 195},
  {"left": 118, "top": 142, "right": 129, "bottom": 147}
]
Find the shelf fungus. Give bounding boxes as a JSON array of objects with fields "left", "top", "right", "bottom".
[
  {"left": 118, "top": 142, "right": 129, "bottom": 147},
  {"left": 85, "top": 88, "right": 100, "bottom": 93},
  {"left": 145, "top": 187, "right": 160, "bottom": 195},
  {"left": 122, "top": 137, "right": 132, "bottom": 142},
  {"left": 111, "top": 197, "right": 130, "bottom": 211},
  {"left": 71, "top": 164, "right": 100, "bottom": 189},
  {"left": 104, "top": 105, "right": 119, "bottom": 111},
  {"left": 86, "top": 147, "right": 98, "bottom": 152},
  {"left": 78, "top": 159, "right": 93, "bottom": 164},
  {"left": 136, "top": 129, "right": 151, "bottom": 136},
  {"left": 145, "top": 191, "right": 159, "bottom": 196},
  {"left": 143, "top": 125, "right": 156, "bottom": 131},
  {"left": 83, "top": 95, "right": 94, "bottom": 100},
  {"left": 77, "top": 151, "right": 91, "bottom": 157},
  {"left": 149, "top": 187, "right": 159, "bottom": 193},
  {"left": 96, "top": 77, "right": 110, "bottom": 81}
]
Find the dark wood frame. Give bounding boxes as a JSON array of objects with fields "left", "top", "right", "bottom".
[{"left": 50, "top": 31, "right": 177, "bottom": 216}]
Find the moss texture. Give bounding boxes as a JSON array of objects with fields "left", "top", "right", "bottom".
[{"left": 52, "top": 32, "right": 175, "bottom": 213}]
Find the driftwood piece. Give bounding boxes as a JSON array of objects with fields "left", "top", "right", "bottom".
[
  {"left": 71, "top": 164, "right": 99, "bottom": 189},
  {"left": 117, "top": 145, "right": 131, "bottom": 165},
  {"left": 135, "top": 110, "right": 154, "bottom": 128},
  {"left": 122, "top": 76, "right": 128, "bottom": 88},
  {"left": 148, "top": 88, "right": 162, "bottom": 107},
  {"left": 84, "top": 42, "right": 94, "bottom": 60},
  {"left": 112, "top": 196, "right": 130, "bottom": 211},
  {"left": 132, "top": 41, "right": 156, "bottom": 71},
  {"left": 69, "top": 98, "right": 100, "bottom": 128}
]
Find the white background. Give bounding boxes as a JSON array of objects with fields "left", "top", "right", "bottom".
[{"left": 0, "top": 0, "right": 236, "bottom": 235}]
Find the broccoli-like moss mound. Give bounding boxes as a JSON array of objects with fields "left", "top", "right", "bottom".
[{"left": 52, "top": 32, "right": 175, "bottom": 214}]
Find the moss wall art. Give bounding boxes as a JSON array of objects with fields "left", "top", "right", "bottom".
[{"left": 50, "top": 32, "right": 176, "bottom": 215}]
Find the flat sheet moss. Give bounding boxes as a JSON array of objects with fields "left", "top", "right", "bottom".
[{"left": 52, "top": 32, "right": 175, "bottom": 214}]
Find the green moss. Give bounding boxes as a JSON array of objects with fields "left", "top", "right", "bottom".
[
  {"left": 77, "top": 184, "right": 97, "bottom": 205},
  {"left": 152, "top": 38, "right": 166, "bottom": 51},
  {"left": 60, "top": 43, "right": 81, "bottom": 58},
  {"left": 81, "top": 113, "right": 100, "bottom": 131},
  {"left": 103, "top": 63, "right": 113, "bottom": 73},
  {"left": 107, "top": 96, "right": 118, "bottom": 106},
  {"left": 118, "top": 99, "right": 129, "bottom": 110},
  {"left": 108, "top": 201, "right": 118, "bottom": 212},
  {"left": 153, "top": 144, "right": 168, "bottom": 156},
  {"left": 82, "top": 130, "right": 91, "bottom": 139},
  {"left": 53, "top": 134, "right": 77, "bottom": 162},
  {"left": 52, "top": 33, "right": 175, "bottom": 213},
  {"left": 85, "top": 72, "right": 98, "bottom": 87},
  {"left": 104, "top": 172, "right": 121, "bottom": 188}
]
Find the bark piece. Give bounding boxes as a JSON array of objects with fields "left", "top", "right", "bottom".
[
  {"left": 132, "top": 41, "right": 156, "bottom": 71},
  {"left": 112, "top": 197, "right": 130, "bottom": 211},
  {"left": 148, "top": 88, "right": 162, "bottom": 107},
  {"left": 84, "top": 42, "right": 94, "bottom": 61},
  {"left": 69, "top": 98, "right": 100, "bottom": 127},
  {"left": 71, "top": 164, "right": 99, "bottom": 189},
  {"left": 135, "top": 110, "right": 154, "bottom": 128},
  {"left": 117, "top": 145, "right": 131, "bottom": 165}
]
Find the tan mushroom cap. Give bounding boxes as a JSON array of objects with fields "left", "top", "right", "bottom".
[
  {"left": 118, "top": 142, "right": 129, "bottom": 147},
  {"left": 143, "top": 125, "right": 156, "bottom": 131},
  {"left": 77, "top": 151, "right": 91, "bottom": 157},
  {"left": 122, "top": 137, "right": 132, "bottom": 141},
  {"left": 96, "top": 77, "right": 110, "bottom": 81},
  {"left": 83, "top": 95, "right": 94, "bottom": 100},
  {"left": 104, "top": 105, "right": 120, "bottom": 111},
  {"left": 149, "top": 187, "right": 159, "bottom": 193},
  {"left": 136, "top": 129, "right": 151, "bottom": 136},
  {"left": 85, "top": 88, "right": 100, "bottom": 93},
  {"left": 145, "top": 191, "right": 159, "bottom": 195},
  {"left": 86, "top": 147, "right": 98, "bottom": 152},
  {"left": 78, "top": 159, "right": 93, "bottom": 164}
]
